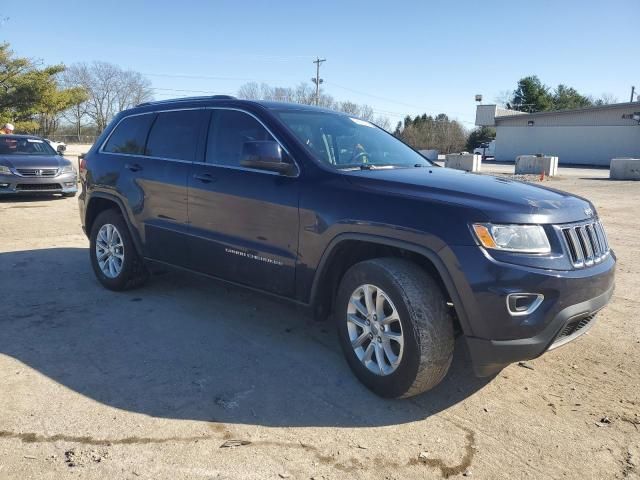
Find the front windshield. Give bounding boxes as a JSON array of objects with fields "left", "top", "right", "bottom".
[
  {"left": 276, "top": 110, "right": 432, "bottom": 170},
  {"left": 0, "top": 136, "right": 57, "bottom": 155}
]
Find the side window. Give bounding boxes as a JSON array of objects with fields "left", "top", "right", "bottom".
[
  {"left": 206, "top": 110, "right": 275, "bottom": 166},
  {"left": 145, "top": 110, "right": 204, "bottom": 161},
  {"left": 103, "top": 114, "right": 155, "bottom": 154}
]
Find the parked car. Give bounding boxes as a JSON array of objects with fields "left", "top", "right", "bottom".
[
  {"left": 78, "top": 96, "right": 615, "bottom": 398},
  {"left": 44, "top": 138, "right": 67, "bottom": 154},
  {"left": 0, "top": 135, "right": 77, "bottom": 197},
  {"left": 473, "top": 139, "right": 495, "bottom": 159}
]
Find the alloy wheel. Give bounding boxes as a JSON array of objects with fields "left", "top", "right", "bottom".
[
  {"left": 96, "top": 223, "right": 125, "bottom": 279},
  {"left": 346, "top": 284, "right": 404, "bottom": 376}
]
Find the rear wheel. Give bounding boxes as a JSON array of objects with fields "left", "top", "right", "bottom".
[
  {"left": 336, "top": 258, "right": 454, "bottom": 398},
  {"left": 89, "top": 209, "right": 148, "bottom": 291}
]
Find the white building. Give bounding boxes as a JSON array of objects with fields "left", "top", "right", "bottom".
[{"left": 475, "top": 102, "right": 640, "bottom": 166}]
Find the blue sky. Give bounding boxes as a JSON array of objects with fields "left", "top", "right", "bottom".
[{"left": 2, "top": 0, "right": 638, "bottom": 127}]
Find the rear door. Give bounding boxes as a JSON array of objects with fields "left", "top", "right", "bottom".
[
  {"left": 187, "top": 108, "right": 299, "bottom": 296},
  {"left": 102, "top": 109, "right": 206, "bottom": 267}
]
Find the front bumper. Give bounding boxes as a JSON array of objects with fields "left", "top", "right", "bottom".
[
  {"left": 447, "top": 245, "right": 616, "bottom": 376},
  {"left": 466, "top": 282, "right": 614, "bottom": 376},
  {"left": 0, "top": 172, "right": 78, "bottom": 195}
]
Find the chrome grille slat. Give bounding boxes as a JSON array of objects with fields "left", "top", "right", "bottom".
[
  {"left": 586, "top": 224, "right": 601, "bottom": 261},
  {"left": 594, "top": 222, "right": 606, "bottom": 251},
  {"left": 596, "top": 221, "right": 610, "bottom": 251},
  {"left": 561, "top": 220, "right": 610, "bottom": 269},
  {"left": 16, "top": 168, "right": 58, "bottom": 177},
  {"left": 588, "top": 224, "right": 601, "bottom": 256}
]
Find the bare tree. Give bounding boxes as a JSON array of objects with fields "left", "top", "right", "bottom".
[
  {"left": 358, "top": 104, "right": 375, "bottom": 122},
  {"left": 293, "top": 82, "right": 314, "bottom": 105},
  {"left": 396, "top": 114, "right": 466, "bottom": 153},
  {"left": 60, "top": 68, "right": 89, "bottom": 140},
  {"left": 236, "top": 81, "right": 393, "bottom": 129},
  {"left": 337, "top": 101, "right": 360, "bottom": 116},
  {"left": 237, "top": 82, "right": 261, "bottom": 100},
  {"left": 373, "top": 116, "right": 392, "bottom": 131},
  {"left": 596, "top": 93, "right": 618, "bottom": 105},
  {"left": 63, "top": 61, "right": 153, "bottom": 133}
]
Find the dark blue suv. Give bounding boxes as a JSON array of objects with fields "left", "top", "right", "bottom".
[{"left": 78, "top": 96, "right": 615, "bottom": 398}]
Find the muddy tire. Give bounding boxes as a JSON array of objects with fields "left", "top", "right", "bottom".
[{"left": 336, "top": 258, "right": 454, "bottom": 398}]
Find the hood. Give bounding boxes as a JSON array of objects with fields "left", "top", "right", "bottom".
[
  {"left": 344, "top": 167, "right": 595, "bottom": 224},
  {"left": 0, "top": 154, "right": 66, "bottom": 170}
]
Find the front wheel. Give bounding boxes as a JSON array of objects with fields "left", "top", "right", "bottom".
[
  {"left": 89, "top": 209, "right": 148, "bottom": 291},
  {"left": 336, "top": 258, "right": 454, "bottom": 398}
]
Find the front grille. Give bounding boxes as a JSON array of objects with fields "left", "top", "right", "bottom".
[
  {"left": 16, "top": 168, "right": 58, "bottom": 177},
  {"left": 561, "top": 220, "right": 610, "bottom": 268},
  {"left": 16, "top": 183, "right": 61, "bottom": 191},
  {"left": 552, "top": 313, "right": 596, "bottom": 347}
]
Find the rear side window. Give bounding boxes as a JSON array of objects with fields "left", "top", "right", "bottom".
[
  {"left": 206, "top": 110, "right": 274, "bottom": 166},
  {"left": 145, "top": 110, "right": 204, "bottom": 161},
  {"left": 103, "top": 114, "right": 155, "bottom": 154}
]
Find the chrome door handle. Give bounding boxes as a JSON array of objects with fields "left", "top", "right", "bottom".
[{"left": 193, "top": 173, "right": 216, "bottom": 183}]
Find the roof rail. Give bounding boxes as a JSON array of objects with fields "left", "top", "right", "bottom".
[{"left": 136, "top": 95, "right": 236, "bottom": 107}]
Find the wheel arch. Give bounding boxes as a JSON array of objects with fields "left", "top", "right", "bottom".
[
  {"left": 309, "top": 234, "right": 471, "bottom": 335},
  {"left": 85, "top": 192, "right": 143, "bottom": 255}
]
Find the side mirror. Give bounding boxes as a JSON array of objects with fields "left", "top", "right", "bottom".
[{"left": 240, "top": 141, "right": 296, "bottom": 176}]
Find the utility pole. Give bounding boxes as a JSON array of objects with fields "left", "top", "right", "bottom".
[
  {"left": 631, "top": 86, "right": 636, "bottom": 103},
  {"left": 311, "top": 57, "right": 326, "bottom": 106}
]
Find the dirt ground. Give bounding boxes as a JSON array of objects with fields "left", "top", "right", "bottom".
[{"left": 0, "top": 170, "right": 638, "bottom": 480}]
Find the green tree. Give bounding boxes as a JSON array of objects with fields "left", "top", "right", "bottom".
[
  {"left": 506, "top": 76, "right": 600, "bottom": 113},
  {"left": 466, "top": 126, "right": 496, "bottom": 151},
  {"left": 510, "top": 75, "right": 553, "bottom": 112},
  {"left": 552, "top": 84, "right": 593, "bottom": 110},
  {"left": 0, "top": 43, "right": 87, "bottom": 134}
]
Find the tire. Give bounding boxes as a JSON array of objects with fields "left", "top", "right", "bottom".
[
  {"left": 89, "top": 209, "right": 149, "bottom": 291},
  {"left": 336, "top": 258, "right": 454, "bottom": 398},
  {"left": 62, "top": 192, "right": 76, "bottom": 198}
]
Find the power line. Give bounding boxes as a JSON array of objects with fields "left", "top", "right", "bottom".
[
  {"left": 143, "top": 70, "right": 474, "bottom": 123},
  {"left": 150, "top": 87, "right": 234, "bottom": 95},
  {"left": 143, "top": 72, "right": 255, "bottom": 82},
  {"left": 325, "top": 80, "right": 475, "bottom": 123},
  {"left": 325, "top": 81, "right": 417, "bottom": 109}
]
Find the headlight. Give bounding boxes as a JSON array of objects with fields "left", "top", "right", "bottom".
[
  {"left": 472, "top": 223, "right": 551, "bottom": 253},
  {"left": 0, "top": 165, "right": 11, "bottom": 175},
  {"left": 60, "top": 164, "right": 75, "bottom": 174}
]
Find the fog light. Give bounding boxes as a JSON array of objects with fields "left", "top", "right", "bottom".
[
  {"left": 0, "top": 183, "right": 8, "bottom": 188},
  {"left": 64, "top": 182, "right": 76, "bottom": 187},
  {"left": 506, "top": 293, "right": 544, "bottom": 316}
]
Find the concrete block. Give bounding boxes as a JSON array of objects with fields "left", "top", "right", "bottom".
[
  {"left": 445, "top": 153, "right": 482, "bottom": 172},
  {"left": 418, "top": 149, "right": 439, "bottom": 162},
  {"left": 515, "top": 155, "right": 559, "bottom": 176},
  {"left": 610, "top": 158, "right": 640, "bottom": 180}
]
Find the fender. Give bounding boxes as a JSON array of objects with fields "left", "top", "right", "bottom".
[
  {"left": 309, "top": 233, "right": 473, "bottom": 336},
  {"left": 86, "top": 191, "right": 144, "bottom": 256}
]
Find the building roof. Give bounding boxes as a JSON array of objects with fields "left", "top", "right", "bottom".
[
  {"left": 496, "top": 101, "right": 640, "bottom": 121},
  {"left": 476, "top": 101, "right": 640, "bottom": 127}
]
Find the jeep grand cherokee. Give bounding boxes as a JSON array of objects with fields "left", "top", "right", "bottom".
[{"left": 78, "top": 96, "right": 615, "bottom": 398}]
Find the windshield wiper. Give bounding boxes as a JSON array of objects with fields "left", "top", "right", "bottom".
[{"left": 336, "top": 163, "right": 398, "bottom": 171}]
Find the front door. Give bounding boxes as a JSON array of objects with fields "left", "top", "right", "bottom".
[{"left": 187, "top": 109, "right": 299, "bottom": 297}]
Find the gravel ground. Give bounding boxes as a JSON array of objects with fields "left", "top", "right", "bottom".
[{"left": 0, "top": 172, "right": 638, "bottom": 479}]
